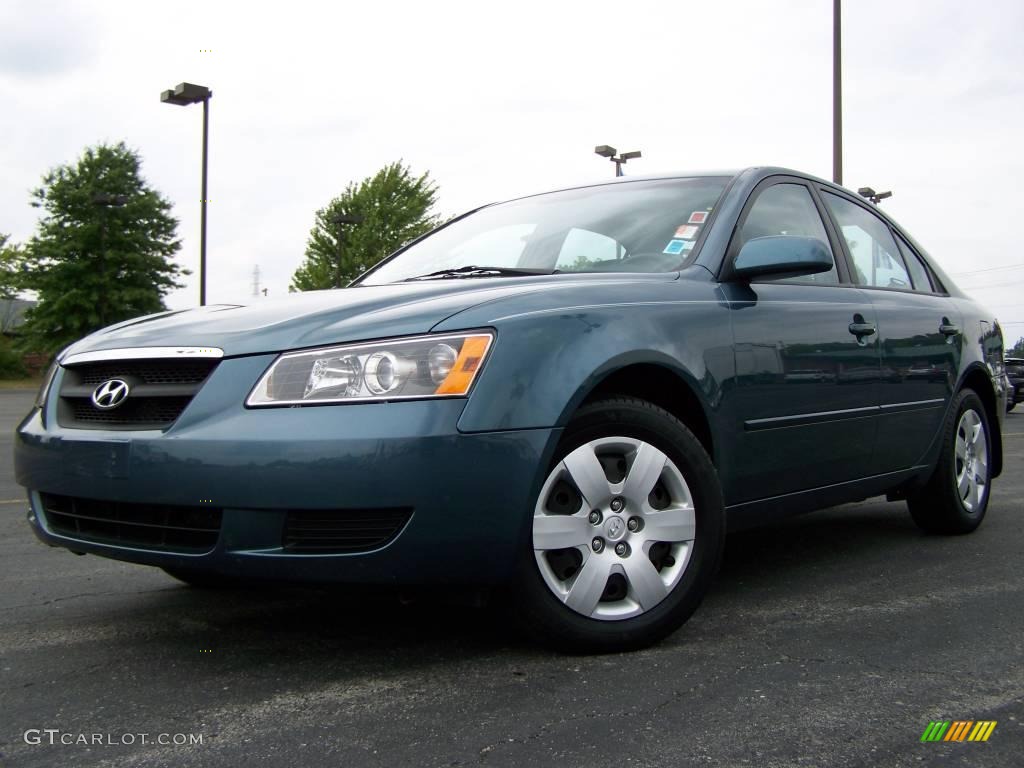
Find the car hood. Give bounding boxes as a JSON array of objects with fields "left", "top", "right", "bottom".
[{"left": 61, "top": 274, "right": 676, "bottom": 359}]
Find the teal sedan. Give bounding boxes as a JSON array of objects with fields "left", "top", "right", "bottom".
[{"left": 16, "top": 167, "right": 1008, "bottom": 652}]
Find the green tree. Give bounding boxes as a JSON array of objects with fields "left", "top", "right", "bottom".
[
  {"left": 0, "top": 232, "right": 23, "bottom": 299},
  {"left": 291, "top": 162, "right": 441, "bottom": 291},
  {"left": 19, "top": 143, "right": 186, "bottom": 354},
  {"left": 0, "top": 233, "right": 31, "bottom": 375},
  {"left": 0, "top": 233, "right": 29, "bottom": 335},
  {"left": 1009, "top": 336, "right": 1024, "bottom": 357}
]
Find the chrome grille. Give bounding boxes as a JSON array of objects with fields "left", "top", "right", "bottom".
[
  {"left": 75, "top": 361, "right": 216, "bottom": 386},
  {"left": 58, "top": 357, "right": 218, "bottom": 430}
]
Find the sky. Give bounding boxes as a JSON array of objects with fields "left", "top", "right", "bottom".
[{"left": 1, "top": 0, "right": 1022, "bottom": 342}]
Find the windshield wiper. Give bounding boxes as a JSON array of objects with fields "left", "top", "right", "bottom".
[{"left": 404, "top": 265, "right": 555, "bottom": 281}]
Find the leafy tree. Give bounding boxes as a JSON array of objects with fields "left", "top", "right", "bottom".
[
  {"left": 0, "top": 232, "right": 23, "bottom": 299},
  {"left": 0, "top": 233, "right": 28, "bottom": 334},
  {"left": 19, "top": 143, "right": 186, "bottom": 354},
  {"left": 1009, "top": 336, "right": 1024, "bottom": 357},
  {"left": 0, "top": 234, "right": 30, "bottom": 376},
  {"left": 291, "top": 162, "right": 441, "bottom": 290}
]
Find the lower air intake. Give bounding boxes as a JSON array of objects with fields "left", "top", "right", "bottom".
[
  {"left": 283, "top": 508, "right": 413, "bottom": 553},
  {"left": 40, "top": 493, "right": 222, "bottom": 553}
]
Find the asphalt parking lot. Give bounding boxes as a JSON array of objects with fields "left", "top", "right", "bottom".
[{"left": 0, "top": 388, "right": 1021, "bottom": 768}]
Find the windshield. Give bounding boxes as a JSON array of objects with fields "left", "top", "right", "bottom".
[{"left": 358, "top": 177, "right": 730, "bottom": 285}]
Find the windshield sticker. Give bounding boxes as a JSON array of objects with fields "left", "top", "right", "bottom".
[
  {"left": 674, "top": 225, "right": 699, "bottom": 239},
  {"left": 681, "top": 240, "right": 695, "bottom": 251},
  {"left": 688, "top": 211, "right": 708, "bottom": 224},
  {"left": 663, "top": 239, "right": 687, "bottom": 255}
]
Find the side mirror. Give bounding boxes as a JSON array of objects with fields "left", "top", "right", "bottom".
[{"left": 732, "top": 236, "right": 834, "bottom": 281}]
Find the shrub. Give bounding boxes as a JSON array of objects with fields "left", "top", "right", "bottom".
[{"left": 0, "top": 337, "right": 29, "bottom": 378}]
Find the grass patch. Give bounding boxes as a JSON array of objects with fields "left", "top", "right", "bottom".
[{"left": 0, "top": 376, "right": 42, "bottom": 390}]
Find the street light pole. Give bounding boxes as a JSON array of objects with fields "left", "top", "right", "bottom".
[
  {"left": 200, "top": 96, "right": 210, "bottom": 306},
  {"left": 833, "top": 0, "right": 843, "bottom": 185},
  {"left": 161, "top": 82, "right": 213, "bottom": 305}
]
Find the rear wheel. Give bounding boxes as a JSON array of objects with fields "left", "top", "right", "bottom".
[
  {"left": 514, "top": 397, "right": 725, "bottom": 653},
  {"left": 908, "top": 389, "right": 992, "bottom": 535},
  {"left": 1008, "top": 401, "right": 1016, "bottom": 413}
]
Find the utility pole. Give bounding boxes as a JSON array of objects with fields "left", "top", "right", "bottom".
[{"left": 833, "top": 0, "right": 843, "bottom": 185}]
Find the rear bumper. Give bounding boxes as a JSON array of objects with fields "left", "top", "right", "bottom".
[{"left": 15, "top": 355, "right": 559, "bottom": 584}]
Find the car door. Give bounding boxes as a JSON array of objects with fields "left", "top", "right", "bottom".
[
  {"left": 720, "top": 178, "right": 882, "bottom": 503},
  {"left": 819, "top": 190, "right": 962, "bottom": 474}
]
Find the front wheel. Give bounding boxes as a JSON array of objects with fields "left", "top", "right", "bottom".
[
  {"left": 514, "top": 397, "right": 725, "bottom": 653},
  {"left": 907, "top": 389, "right": 992, "bottom": 535}
]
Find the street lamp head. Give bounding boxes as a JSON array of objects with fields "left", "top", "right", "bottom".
[
  {"left": 858, "top": 186, "right": 892, "bottom": 204},
  {"left": 594, "top": 145, "right": 617, "bottom": 158},
  {"left": 160, "top": 82, "right": 212, "bottom": 106},
  {"left": 620, "top": 150, "right": 642, "bottom": 161}
]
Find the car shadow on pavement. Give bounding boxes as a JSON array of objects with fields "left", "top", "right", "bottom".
[{"left": 58, "top": 498, "right": 934, "bottom": 666}]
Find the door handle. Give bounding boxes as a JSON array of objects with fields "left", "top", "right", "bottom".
[
  {"left": 939, "top": 323, "right": 960, "bottom": 337},
  {"left": 848, "top": 321, "right": 876, "bottom": 338}
]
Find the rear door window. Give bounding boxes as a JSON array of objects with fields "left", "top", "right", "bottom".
[
  {"left": 894, "top": 231, "right": 934, "bottom": 292},
  {"left": 822, "top": 192, "right": 912, "bottom": 290}
]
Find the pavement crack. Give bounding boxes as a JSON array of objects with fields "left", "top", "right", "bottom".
[{"left": 2, "top": 587, "right": 178, "bottom": 611}]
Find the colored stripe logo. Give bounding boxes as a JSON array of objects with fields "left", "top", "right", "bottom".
[{"left": 921, "top": 721, "right": 997, "bottom": 742}]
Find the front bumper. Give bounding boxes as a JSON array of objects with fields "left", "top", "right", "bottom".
[{"left": 15, "top": 355, "right": 559, "bottom": 584}]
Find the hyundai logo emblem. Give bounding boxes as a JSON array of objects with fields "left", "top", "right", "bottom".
[
  {"left": 605, "top": 516, "right": 626, "bottom": 541},
  {"left": 91, "top": 379, "right": 130, "bottom": 410}
]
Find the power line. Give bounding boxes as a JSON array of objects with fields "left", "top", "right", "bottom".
[
  {"left": 951, "top": 263, "right": 1024, "bottom": 277},
  {"left": 960, "top": 278, "right": 1024, "bottom": 291}
]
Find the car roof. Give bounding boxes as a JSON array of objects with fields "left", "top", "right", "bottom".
[{"left": 504, "top": 166, "right": 848, "bottom": 202}]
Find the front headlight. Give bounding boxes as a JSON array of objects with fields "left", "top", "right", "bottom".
[{"left": 246, "top": 331, "right": 494, "bottom": 406}]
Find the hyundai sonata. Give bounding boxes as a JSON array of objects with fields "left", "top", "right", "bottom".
[{"left": 16, "top": 167, "right": 1008, "bottom": 652}]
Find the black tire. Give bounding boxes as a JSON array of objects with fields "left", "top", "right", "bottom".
[
  {"left": 907, "top": 388, "right": 992, "bottom": 535},
  {"left": 1008, "top": 401, "right": 1016, "bottom": 413},
  {"left": 161, "top": 567, "right": 247, "bottom": 589},
  {"left": 513, "top": 397, "right": 725, "bottom": 653}
]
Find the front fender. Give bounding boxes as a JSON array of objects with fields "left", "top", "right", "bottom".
[{"left": 433, "top": 282, "right": 734, "bottom": 434}]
